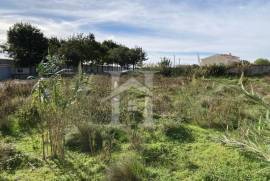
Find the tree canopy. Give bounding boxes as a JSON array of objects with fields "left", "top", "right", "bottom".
[
  {"left": 254, "top": 58, "right": 270, "bottom": 65},
  {"left": 4, "top": 23, "right": 48, "bottom": 66},
  {"left": 57, "top": 34, "right": 147, "bottom": 67},
  {"left": 3, "top": 23, "right": 147, "bottom": 68}
]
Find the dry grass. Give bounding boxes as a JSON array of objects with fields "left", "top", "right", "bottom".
[{"left": 0, "top": 81, "right": 33, "bottom": 130}]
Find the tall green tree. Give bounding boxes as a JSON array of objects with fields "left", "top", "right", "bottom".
[
  {"left": 101, "top": 40, "right": 120, "bottom": 65},
  {"left": 4, "top": 23, "right": 48, "bottom": 66},
  {"left": 48, "top": 37, "right": 62, "bottom": 57},
  {"left": 254, "top": 58, "right": 270, "bottom": 65},
  {"left": 128, "top": 47, "right": 147, "bottom": 69},
  {"left": 59, "top": 33, "right": 102, "bottom": 66},
  {"left": 107, "top": 46, "right": 130, "bottom": 67}
]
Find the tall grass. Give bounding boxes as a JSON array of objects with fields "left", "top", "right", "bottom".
[
  {"left": 106, "top": 153, "right": 147, "bottom": 181},
  {"left": 0, "top": 81, "right": 33, "bottom": 134},
  {"left": 221, "top": 74, "right": 270, "bottom": 162}
]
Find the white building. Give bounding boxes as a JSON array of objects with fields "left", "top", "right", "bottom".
[
  {"left": 0, "top": 50, "right": 36, "bottom": 80},
  {"left": 201, "top": 53, "right": 241, "bottom": 66}
]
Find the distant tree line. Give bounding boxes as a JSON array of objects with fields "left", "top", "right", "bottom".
[
  {"left": 1, "top": 23, "right": 147, "bottom": 68},
  {"left": 254, "top": 58, "right": 270, "bottom": 65}
]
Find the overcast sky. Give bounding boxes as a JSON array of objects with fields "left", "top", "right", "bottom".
[{"left": 0, "top": 0, "right": 270, "bottom": 64}]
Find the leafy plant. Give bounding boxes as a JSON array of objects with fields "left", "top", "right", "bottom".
[
  {"left": 31, "top": 62, "right": 87, "bottom": 160},
  {"left": 106, "top": 153, "right": 147, "bottom": 181},
  {"left": 221, "top": 74, "right": 270, "bottom": 162},
  {"left": 158, "top": 57, "right": 172, "bottom": 76}
]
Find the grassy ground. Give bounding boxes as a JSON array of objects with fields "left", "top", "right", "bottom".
[{"left": 1, "top": 74, "right": 270, "bottom": 180}]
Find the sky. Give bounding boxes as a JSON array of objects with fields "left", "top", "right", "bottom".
[{"left": 0, "top": 0, "right": 270, "bottom": 64}]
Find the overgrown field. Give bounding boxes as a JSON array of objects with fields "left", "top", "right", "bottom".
[{"left": 1, "top": 73, "right": 270, "bottom": 180}]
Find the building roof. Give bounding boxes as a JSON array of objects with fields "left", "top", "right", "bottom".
[
  {"left": 0, "top": 51, "right": 14, "bottom": 65},
  {"left": 0, "top": 49, "right": 12, "bottom": 60},
  {"left": 201, "top": 53, "right": 240, "bottom": 66}
]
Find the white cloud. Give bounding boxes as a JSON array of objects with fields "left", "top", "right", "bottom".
[{"left": 0, "top": 0, "right": 270, "bottom": 64}]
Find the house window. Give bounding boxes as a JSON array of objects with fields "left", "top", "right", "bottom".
[{"left": 17, "top": 68, "right": 23, "bottom": 73}]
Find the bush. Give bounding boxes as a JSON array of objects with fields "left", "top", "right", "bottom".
[
  {"left": 162, "top": 122, "right": 194, "bottom": 142},
  {"left": 0, "top": 118, "right": 19, "bottom": 136},
  {"left": 254, "top": 58, "right": 270, "bottom": 65},
  {"left": 16, "top": 104, "right": 41, "bottom": 132},
  {"left": 158, "top": 64, "right": 228, "bottom": 77},
  {"left": 142, "top": 143, "right": 170, "bottom": 165},
  {"left": 158, "top": 58, "right": 172, "bottom": 76},
  {"left": 65, "top": 124, "right": 126, "bottom": 154},
  {"left": 194, "top": 65, "right": 227, "bottom": 77},
  {"left": 153, "top": 94, "right": 173, "bottom": 115},
  {"left": 0, "top": 143, "right": 42, "bottom": 171},
  {"left": 0, "top": 81, "right": 33, "bottom": 135},
  {"left": 106, "top": 154, "right": 147, "bottom": 181}
]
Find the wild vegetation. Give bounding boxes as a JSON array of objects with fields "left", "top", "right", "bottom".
[
  {"left": 1, "top": 68, "right": 270, "bottom": 180},
  {"left": 1, "top": 22, "right": 270, "bottom": 180}
]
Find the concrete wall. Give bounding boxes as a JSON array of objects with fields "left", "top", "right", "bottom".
[
  {"left": 83, "top": 65, "right": 130, "bottom": 74},
  {"left": 227, "top": 65, "right": 270, "bottom": 76},
  {"left": 0, "top": 58, "right": 37, "bottom": 80},
  {"left": 0, "top": 66, "right": 12, "bottom": 80},
  {"left": 0, "top": 59, "right": 13, "bottom": 80}
]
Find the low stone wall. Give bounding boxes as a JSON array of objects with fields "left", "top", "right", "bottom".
[{"left": 227, "top": 65, "right": 270, "bottom": 76}]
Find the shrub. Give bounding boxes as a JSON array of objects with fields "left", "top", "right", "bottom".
[
  {"left": 194, "top": 65, "right": 227, "bottom": 77},
  {"left": 65, "top": 124, "right": 125, "bottom": 154},
  {"left": 221, "top": 77, "right": 270, "bottom": 162},
  {"left": 129, "top": 130, "right": 143, "bottom": 152},
  {"left": 0, "top": 117, "right": 19, "bottom": 136},
  {"left": 0, "top": 81, "right": 33, "bottom": 135},
  {"left": 0, "top": 97, "right": 24, "bottom": 126},
  {"left": 254, "top": 58, "right": 270, "bottom": 65},
  {"left": 158, "top": 58, "right": 172, "bottom": 76},
  {"left": 16, "top": 104, "right": 41, "bottom": 132},
  {"left": 0, "top": 143, "right": 42, "bottom": 171},
  {"left": 142, "top": 143, "right": 170, "bottom": 165},
  {"left": 162, "top": 121, "right": 194, "bottom": 142},
  {"left": 106, "top": 154, "right": 147, "bottom": 181},
  {"left": 171, "top": 65, "right": 199, "bottom": 77},
  {"left": 153, "top": 94, "right": 173, "bottom": 115},
  {"left": 1, "top": 81, "right": 32, "bottom": 98}
]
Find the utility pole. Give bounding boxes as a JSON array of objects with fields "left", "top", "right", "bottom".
[
  {"left": 197, "top": 53, "right": 201, "bottom": 65},
  {"left": 173, "top": 53, "right": 176, "bottom": 67}
]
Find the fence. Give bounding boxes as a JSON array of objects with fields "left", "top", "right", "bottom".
[
  {"left": 83, "top": 65, "right": 132, "bottom": 74},
  {"left": 227, "top": 65, "right": 270, "bottom": 76}
]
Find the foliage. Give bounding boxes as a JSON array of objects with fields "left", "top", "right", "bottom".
[
  {"left": 2, "top": 23, "right": 147, "bottom": 68},
  {"left": 106, "top": 153, "right": 147, "bottom": 181},
  {"left": 48, "top": 37, "right": 62, "bottom": 56},
  {"left": 59, "top": 33, "right": 101, "bottom": 66},
  {"left": 107, "top": 46, "right": 130, "bottom": 67},
  {"left": 195, "top": 64, "right": 227, "bottom": 77},
  {"left": 158, "top": 57, "right": 172, "bottom": 76},
  {"left": 2, "top": 74, "right": 270, "bottom": 180},
  {"left": 0, "top": 81, "right": 33, "bottom": 135},
  {"left": 142, "top": 143, "right": 170, "bottom": 165},
  {"left": 221, "top": 74, "right": 270, "bottom": 162},
  {"left": 37, "top": 55, "right": 65, "bottom": 76},
  {"left": 254, "top": 58, "right": 270, "bottom": 65},
  {"left": 16, "top": 104, "right": 41, "bottom": 132},
  {"left": 31, "top": 62, "right": 87, "bottom": 159},
  {"left": 3, "top": 23, "right": 48, "bottom": 66},
  {"left": 106, "top": 46, "right": 147, "bottom": 68},
  {"left": 162, "top": 122, "right": 194, "bottom": 142},
  {"left": 0, "top": 143, "right": 42, "bottom": 171},
  {"left": 65, "top": 124, "right": 120, "bottom": 154}
]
